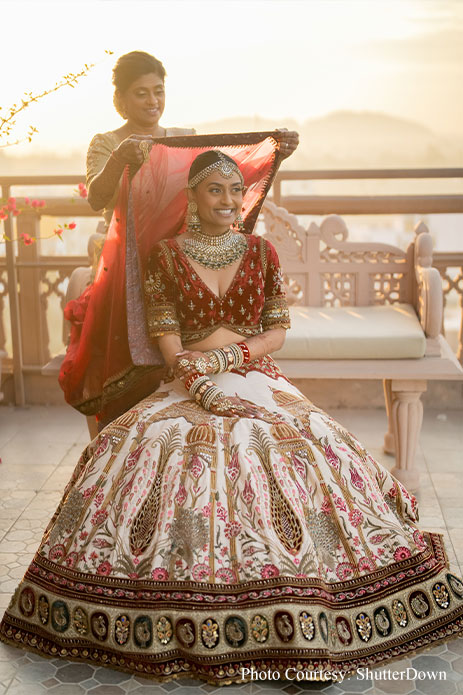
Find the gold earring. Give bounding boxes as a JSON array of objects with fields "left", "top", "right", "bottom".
[
  {"left": 233, "top": 212, "right": 245, "bottom": 233},
  {"left": 187, "top": 201, "right": 201, "bottom": 234}
]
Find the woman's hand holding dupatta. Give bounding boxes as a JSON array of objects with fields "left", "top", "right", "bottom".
[
  {"left": 275, "top": 128, "right": 299, "bottom": 159},
  {"left": 113, "top": 134, "right": 156, "bottom": 166}
]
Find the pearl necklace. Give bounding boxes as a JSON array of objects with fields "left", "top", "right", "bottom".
[{"left": 182, "top": 229, "right": 247, "bottom": 270}]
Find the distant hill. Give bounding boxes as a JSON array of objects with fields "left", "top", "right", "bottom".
[{"left": 1, "top": 110, "right": 461, "bottom": 175}]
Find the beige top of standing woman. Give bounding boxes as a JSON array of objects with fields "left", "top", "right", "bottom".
[{"left": 86, "top": 128, "right": 196, "bottom": 227}]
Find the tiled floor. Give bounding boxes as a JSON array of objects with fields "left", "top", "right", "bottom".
[{"left": 0, "top": 404, "right": 462, "bottom": 695}]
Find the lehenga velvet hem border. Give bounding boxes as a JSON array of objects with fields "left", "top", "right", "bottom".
[
  {"left": 2, "top": 532, "right": 463, "bottom": 684},
  {"left": 1, "top": 616, "right": 462, "bottom": 686}
]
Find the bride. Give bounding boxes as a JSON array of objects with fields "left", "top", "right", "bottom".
[{"left": 2, "top": 146, "right": 463, "bottom": 684}]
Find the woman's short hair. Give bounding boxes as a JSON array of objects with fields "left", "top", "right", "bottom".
[{"left": 112, "top": 51, "right": 166, "bottom": 117}]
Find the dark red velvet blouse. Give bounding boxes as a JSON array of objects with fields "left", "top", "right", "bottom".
[{"left": 143, "top": 234, "right": 290, "bottom": 345}]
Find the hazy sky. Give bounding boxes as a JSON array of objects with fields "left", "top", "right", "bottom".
[{"left": 2, "top": 0, "right": 462, "bottom": 156}]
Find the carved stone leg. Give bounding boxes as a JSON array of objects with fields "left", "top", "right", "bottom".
[
  {"left": 383, "top": 378, "right": 395, "bottom": 455},
  {"left": 390, "top": 380, "right": 427, "bottom": 492}
]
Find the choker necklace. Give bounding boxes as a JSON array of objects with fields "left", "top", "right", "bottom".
[{"left": 182, "top": 229, "right": 247, "bottom": 270}]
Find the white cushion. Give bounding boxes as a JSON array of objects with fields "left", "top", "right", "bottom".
[{"left": 273, "top": 303, "right": 426, "bottom": 360}]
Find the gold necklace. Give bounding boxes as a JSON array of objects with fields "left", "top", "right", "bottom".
[{"left": 182, "top": 229, "right": 247, "bottom": 270}]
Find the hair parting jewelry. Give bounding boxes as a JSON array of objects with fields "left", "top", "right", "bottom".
[{"left": 187, "top": 152, "right": 244, "bottom": 189}]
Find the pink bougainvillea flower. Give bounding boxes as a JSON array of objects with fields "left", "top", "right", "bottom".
[
  {"left": 68, "top": 222, "right": 76, "bottom": 230},
  {"left": 78, "top": 182, "right": 88, "bottom": 198},
  {"left": 38, "top": 200, "right": 46, "bottom": 208},
  {"left": 31, "top": 200, "right": 40, "bottom": 208},
  {"left": 24, "top": 197, "right": 30, "bottom": 205},
  {"left": 20, "top": 233, "right": 35, "bottom": 246},
  {"left": 0, "top": 210, "right": 8, "bottom": 221},
  {"left": 12, "top": 210, "right": 21, "bottom": 217},
  {"left": 54, "top": 228, "right": 63, "bottom": 237}
]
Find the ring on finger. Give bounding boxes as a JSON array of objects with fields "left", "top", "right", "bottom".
[
  {"left": 193, "top": 357, "right": 207, "bottom": 374},
  {"left": 139, "top": 140, "right": 151, "bottom": 163}
]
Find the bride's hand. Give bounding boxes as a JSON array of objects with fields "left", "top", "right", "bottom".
[
  {"left": 209, "top": 395, "right": 270, "bottom": 420},
  {"left": 174, "top": 350, "right": 215, "bottom": 381},
  {"left": 275, "top": 128, "right": 299, "bottom": 159}
]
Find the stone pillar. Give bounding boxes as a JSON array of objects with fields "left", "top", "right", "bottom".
[{"left": 390, "top": 379, "right": 427, "bottom": 492}]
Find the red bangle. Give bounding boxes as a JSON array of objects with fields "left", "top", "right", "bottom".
[
  {"left": 236, "top": 342, "right": 251, "bottom": 363},
  {"left": 184, "top": 372, "right": 202, "bottom": 391}
]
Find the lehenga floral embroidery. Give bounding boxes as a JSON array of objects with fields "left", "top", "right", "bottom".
[{"left": 2, "top": 354, "right": 463, "bottom": 682}]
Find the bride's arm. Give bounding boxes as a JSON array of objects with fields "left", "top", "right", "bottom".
[
  {"left": 241, "top": 327, "right": 286, "bottom": 359},
  {"left": 157, "top": 333, "right": 185, "bottom": 369}
]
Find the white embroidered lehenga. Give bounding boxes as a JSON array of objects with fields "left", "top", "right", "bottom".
[{"left": 2, "top": 234, "right": 463, "bottom": 684}]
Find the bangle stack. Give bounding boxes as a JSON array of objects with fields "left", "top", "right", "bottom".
[
  {"left": 187, "top": 373, "right": 227, "bottom": 411},
  {"left": 205, "top": 342, "right": 251, "bottom": 374}
]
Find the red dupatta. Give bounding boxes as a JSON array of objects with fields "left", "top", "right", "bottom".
[{"left": 59, "top": 132, "right": 282, "bottom": 419}]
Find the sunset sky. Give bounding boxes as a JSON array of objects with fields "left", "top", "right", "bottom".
[{"left": 2, "top": 0, "right": 462, "bottom": 156}]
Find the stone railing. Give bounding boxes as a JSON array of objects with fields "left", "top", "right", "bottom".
[{"left": 1, "top": 170, "right": 462, "bottom": 404}]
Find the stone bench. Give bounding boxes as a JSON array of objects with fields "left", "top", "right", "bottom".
[{"left": 261, "top": 200, "right": 463, "bottom": 491}]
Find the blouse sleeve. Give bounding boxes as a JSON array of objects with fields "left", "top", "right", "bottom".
[
  {"left": 86, "top": 133, "right": 117, "bottom": 187},
  {"left": 261, "top": 239, "right": 291, "bottom": 332},
  {"left": 143, "top": 243, "right": 181, "bottom": 338}
]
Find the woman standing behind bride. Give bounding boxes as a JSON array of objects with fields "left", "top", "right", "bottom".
[{"left": 86, "top": 50, "right": 195, "bottom": 227}]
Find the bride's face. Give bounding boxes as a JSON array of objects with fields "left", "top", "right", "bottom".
[{"left": 192, "top": 171, "right": 244, "bottom": 232}]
